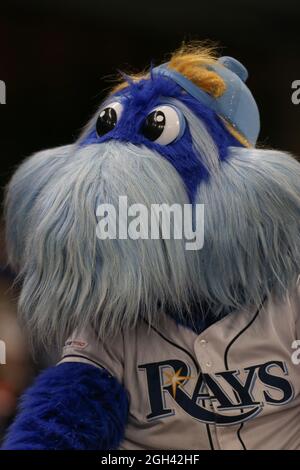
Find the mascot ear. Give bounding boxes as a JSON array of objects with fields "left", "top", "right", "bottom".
[{"left": 5, "top": 145, "right": 73, "bottom": 272}]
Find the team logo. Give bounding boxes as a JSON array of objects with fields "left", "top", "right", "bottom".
[{"left": 138, "top": 359, "right": 294, "bottom": 425}]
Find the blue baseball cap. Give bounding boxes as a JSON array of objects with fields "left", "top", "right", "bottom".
[{"left": 153, "top": 56, "right": 260, "bottom": 146}]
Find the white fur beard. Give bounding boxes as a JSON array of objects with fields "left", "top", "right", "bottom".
[{"left": 5, "top": 141, "right": 300, "bottom": 348}]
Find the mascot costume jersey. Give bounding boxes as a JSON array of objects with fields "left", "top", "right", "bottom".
[{"left": 2, "top": 44, "right": 300, "bottom": 450}]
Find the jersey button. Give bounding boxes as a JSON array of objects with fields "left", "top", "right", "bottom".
[
  {"left": 206, "top": 361, "right": 212, "bottom": 367},
  {"left": 199, "top": 339, "right": 207, "bottom": 346}
]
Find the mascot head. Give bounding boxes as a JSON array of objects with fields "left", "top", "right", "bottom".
[{"left": 5, "top": 43, "right": 300, "bottom": 348}]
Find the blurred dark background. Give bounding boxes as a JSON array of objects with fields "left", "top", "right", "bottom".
[{"left": 0, "top": 0, "right": 299, "bottom": 438}]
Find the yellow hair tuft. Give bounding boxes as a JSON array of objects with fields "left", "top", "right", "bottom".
[{"left": 167, "top": 42, "right": 226, "bottom": 98}]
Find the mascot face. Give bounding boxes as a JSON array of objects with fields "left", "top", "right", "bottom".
[{"left": 5, "top": 46, "right": 300, "bottom": 346}]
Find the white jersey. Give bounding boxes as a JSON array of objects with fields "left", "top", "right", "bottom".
[{"left": 60, "top": 283, "right": 300, "bottom": 450}]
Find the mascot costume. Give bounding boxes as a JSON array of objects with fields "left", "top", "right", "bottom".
[{"left": 2, "top": 44, "right": 300, "bottom": 450}]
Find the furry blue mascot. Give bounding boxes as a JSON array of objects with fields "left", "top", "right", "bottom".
[{"left": 2, "top": 44, "right": 300, "bottom": 450}]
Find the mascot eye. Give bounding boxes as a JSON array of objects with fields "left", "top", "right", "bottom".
[
  {"left": 96, "top": 101, "right": 123, "bottom": 137},
  {"left": 141, "top": 105, "right": 185, "bottom": 145}
]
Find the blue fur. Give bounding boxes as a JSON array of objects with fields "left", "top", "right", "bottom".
[
  {"left": 2, "top": 362, "right": 129, "bottom": 450},
  {"left": 81, "top": 74, "right": 242, "bottom": 201}
]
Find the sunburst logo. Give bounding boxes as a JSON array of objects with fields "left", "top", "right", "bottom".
[{"left": 163, "top": 367, "right": 193, "bottom": 398}]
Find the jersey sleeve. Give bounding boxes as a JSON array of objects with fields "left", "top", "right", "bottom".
[{"left": 58, "top": 325, "right": 124, "bottom": 384}]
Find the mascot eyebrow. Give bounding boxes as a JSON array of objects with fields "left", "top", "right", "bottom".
[{"left": 80, "top": 45, "right": 257, "bottom": 201}]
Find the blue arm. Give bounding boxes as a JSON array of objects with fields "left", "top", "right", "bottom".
[{"left": 1, "top": 362, "right": 129, "bottom": 450}]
